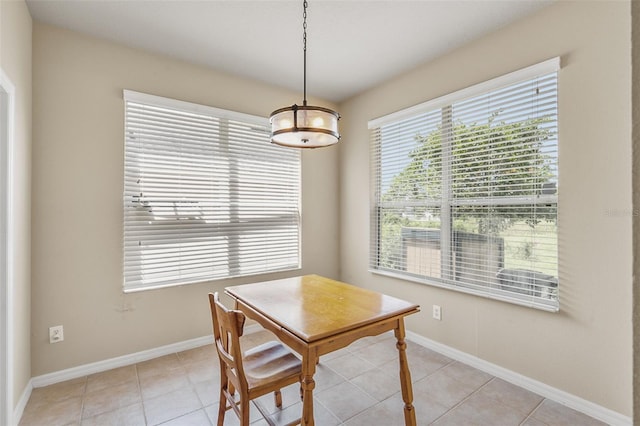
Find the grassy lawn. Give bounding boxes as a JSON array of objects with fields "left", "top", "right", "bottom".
[{"left": 499, "top": 220, "right": 557, "bottom": 277}]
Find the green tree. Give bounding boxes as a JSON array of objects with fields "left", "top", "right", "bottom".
[
  {"left": 383, "top": 113, "right": 555, "bottom": 230},
  {"left": 379, "top": 112, "right": 556, "bottom": 269}
]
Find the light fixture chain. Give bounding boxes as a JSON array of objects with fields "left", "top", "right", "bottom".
[
  {"left": 302, "top": 0, "right": 308, "bottom": 105},
  {"left": 268, "top": 0, "right": 340, "bottom": 148}
]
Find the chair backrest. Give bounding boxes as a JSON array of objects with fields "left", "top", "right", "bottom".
[{"left": 208, "top": 292, "right": 248, "bottom": 393}]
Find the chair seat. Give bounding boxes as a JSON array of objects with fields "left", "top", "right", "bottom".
[{"left": 244, "top": 341, "right": 302, "bottom": 390}]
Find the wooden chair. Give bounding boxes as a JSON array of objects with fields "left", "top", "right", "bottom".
[{"left": 208, "top": 292, "right": 302, "bottom": 426}]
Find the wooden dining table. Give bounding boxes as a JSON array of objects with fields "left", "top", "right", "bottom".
[{"left": 225, "top": 274, "right": 420, "bottom": 426}]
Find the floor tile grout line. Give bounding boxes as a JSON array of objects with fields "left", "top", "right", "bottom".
[
  {"left": 519, "top": 398, "right": 547, "bottom": 426},
  {"left": 155, "top": 406, "right": 206, "bottom": 426},
  {"left": 184, "top": 352, "right": 210, "bottom": 423},
  {"left": 428, "top": 374, "right": 550, "bottom": 426},
  {"left": 317, "top": 347, "right": 459, "bottom": 423},
  {"left": 77, "top": 375, "right": 88, "bottom": 425},
  {"left": 134, "top": 361, "right": 151, "bottom": 426},
  {"left": 420, "top": 358, "right": 458, "bottom": 380},
  {"left": 427, "top": 375, "right": 496, "bottom": 425},
  {"left": 347, "top": 368, "right": 394, "bottom": 403},
  {"left": 142, "top": 352, "right": 208, "bottom": 426},
  {"left": 317, "top": 360, "right": 406, "bottom": 424}
]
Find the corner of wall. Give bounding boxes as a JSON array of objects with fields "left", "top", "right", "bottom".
[{"left": 0, "top": 0, "right": 33, "bottom": 422}]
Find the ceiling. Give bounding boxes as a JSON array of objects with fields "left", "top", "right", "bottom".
[{"left": 25, "top": 0, "right": 554, "bottom": 103}]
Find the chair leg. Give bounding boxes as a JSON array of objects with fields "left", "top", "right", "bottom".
[
  {"left": 240, "top": 399, "right": 250, "bottom": 426},
  {"left": 274, "top": 389, "right": 282, "bottom": 408},
  {"left": 217, "top": 388, "right": 226, "bottom": 426}
]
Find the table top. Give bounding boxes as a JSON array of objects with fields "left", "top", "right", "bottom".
[{"left": 225, "top": 274, "right": 420, "bottom": 343}]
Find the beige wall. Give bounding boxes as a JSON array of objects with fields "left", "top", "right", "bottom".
[
  {"left": 31, "top": 23, "right": 339, "bottom": 376},
  {"left": 339, "top": 1, "right": 632, "bottom": 417},
  {"left": 24, "top": 0, "right": 638, "bottom": 420},
  {"left": 0, "top": 0, "right": 32, "bottom": 415}
]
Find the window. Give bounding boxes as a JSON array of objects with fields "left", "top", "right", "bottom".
[
  {"left": 123, "top": 91, "right": 301, "bottom": 292},
  {"left": 369, "top": 58, "right": 559, "bottom": 311}
]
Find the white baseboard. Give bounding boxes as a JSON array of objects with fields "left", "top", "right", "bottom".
[
  {"left": 12, "top": 378, "right": 32, "bottom": 426},
  {"left": 17, "top": 326, "right": 267, "bottom": 425},
  {"left": 29, "top": 325, "right": 263, "bottom": 389},
  {"left": 406, "top": 331, "right": 631, "bottom": 426},
  {"left": 20, "top": 326, "right": 630, "bottom": 426},
  {"left": 31, "top": 335, "right": 213, "bottom": 388}
]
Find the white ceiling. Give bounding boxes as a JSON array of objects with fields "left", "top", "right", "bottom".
[{"left": 25, "top": 0, "right": 554, "bottom": 103}]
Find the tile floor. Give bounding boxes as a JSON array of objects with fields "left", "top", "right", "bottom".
[{"left": 19, "top": 330, "right": 606, "bottom": 426}]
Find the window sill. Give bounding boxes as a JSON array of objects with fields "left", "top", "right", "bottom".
[{"left": 369, "top": 268, "right": 559, "bottom": 313}]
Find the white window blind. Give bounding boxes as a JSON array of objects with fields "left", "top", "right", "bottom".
[
  {"left": 370, "top": 58, "right": 559, "bottom": 311},
  {"left": 123, "top": 90, "right": 301, "bottom": 292}
]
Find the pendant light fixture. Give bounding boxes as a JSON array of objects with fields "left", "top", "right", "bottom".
[{"left": 269, "top": 0, "right": 340, "bottom": 149}]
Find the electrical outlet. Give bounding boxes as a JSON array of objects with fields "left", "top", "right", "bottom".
[
  {"left": 432, "top": 305, "right": 442, "bottom": 321},
  {"left": 49, "top": 325, "right": 64, "bottom": 343}
]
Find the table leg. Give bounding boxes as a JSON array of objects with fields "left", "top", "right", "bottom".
[
  {"left": 395, "top": 320, "right": 416, "bottom": 426},
  {"left": 301, "top": 350, "right": 317, "bottom": 426}
]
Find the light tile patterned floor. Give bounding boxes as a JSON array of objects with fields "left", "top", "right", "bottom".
[{"left": 19, "top": 330, "right": 606, "bottom": 426}]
